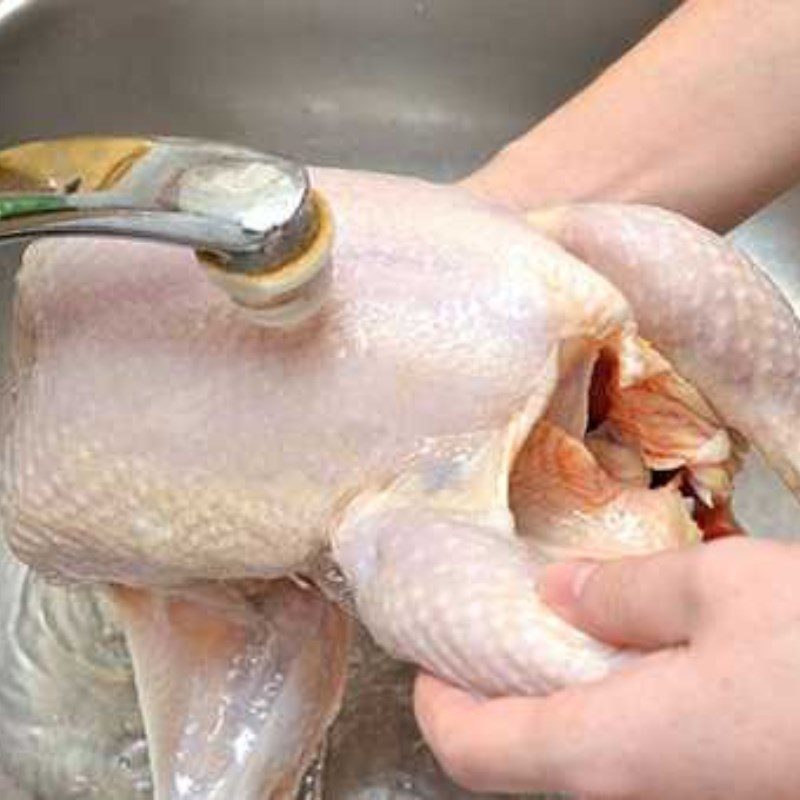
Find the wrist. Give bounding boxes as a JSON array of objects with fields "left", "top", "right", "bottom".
[{"left": 458, "top": 137, "right": 536, "bottom": 211}]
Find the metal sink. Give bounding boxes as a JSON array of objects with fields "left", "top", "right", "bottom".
[
  {"left": 0, "top": 1, "right": 798, "bottom": 798},
  {"left": 0, "top": 0, "right": 681, "bottom": 176}
]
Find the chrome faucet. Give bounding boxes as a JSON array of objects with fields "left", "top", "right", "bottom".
[{"left": 0, "top": 136, "right": 333, "bottom": 326}]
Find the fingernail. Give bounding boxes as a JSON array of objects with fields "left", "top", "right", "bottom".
[{"left": 539, "top": 560, "right": 600, "bottom": 613}]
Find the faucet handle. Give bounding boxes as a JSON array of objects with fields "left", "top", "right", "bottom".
[{"left": 0, "top": 136, "right": 332, "bottom": 326}]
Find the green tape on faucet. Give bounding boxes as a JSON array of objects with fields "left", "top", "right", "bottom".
[{"left": 0, "top": 195, "right": 67, "bottom": 220}]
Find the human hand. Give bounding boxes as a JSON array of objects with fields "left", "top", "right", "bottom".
[{"left": 415, "top": 537, "right": 800, "bottom": 799}]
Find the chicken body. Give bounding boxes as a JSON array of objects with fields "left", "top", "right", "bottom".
[
  {"left": 2, "top": 170, "right": 799, "bottom": 798},
  {"left": 5, "top": 170, "right": 639, "bottom": 692}
]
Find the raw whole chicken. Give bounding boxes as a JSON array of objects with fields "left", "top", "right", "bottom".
[{"left": 1, "top": 168, "right": 799, "bottom": 799}]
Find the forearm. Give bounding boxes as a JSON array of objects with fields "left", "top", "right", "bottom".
[{"left": 465, "top": 0, "right": 800, "bottom": 231}]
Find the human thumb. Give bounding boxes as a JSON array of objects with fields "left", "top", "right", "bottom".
[{"left": 538, "top": 550, "right": 699, "bottom": 650}]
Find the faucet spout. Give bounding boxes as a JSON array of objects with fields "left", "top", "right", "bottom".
[{"left": 0, "top": 136, "right": 333, "bottom": 326}]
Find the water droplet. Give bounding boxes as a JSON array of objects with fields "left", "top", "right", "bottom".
[
  {"left": 397, "top": 774, "right": 415, "bottom": 791},
  {"left": 298, "top": 754, "right": 324, "bottom": 799}
]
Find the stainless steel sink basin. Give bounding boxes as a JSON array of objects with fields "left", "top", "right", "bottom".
[
  {"left": 0, "top": 1, "right": 798, "bottom": 798},
  {"left": 0, "top": 0, "right": 680, "bottom": 176}
]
